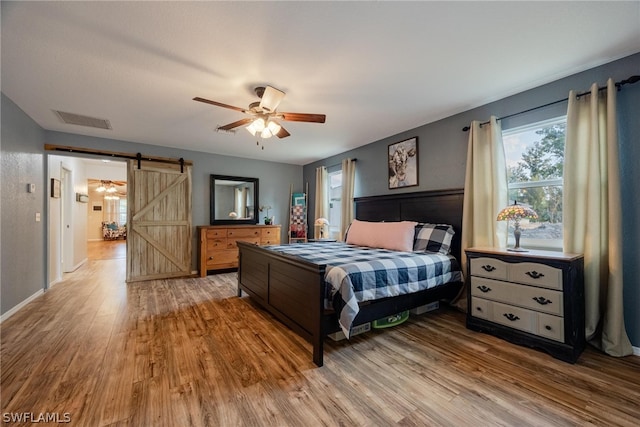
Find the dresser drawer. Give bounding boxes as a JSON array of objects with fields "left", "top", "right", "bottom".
[
  {"left": 228, "top": 228, "right": 261, "bottom": 239},
  {"left": 509, "top": 262, "right": 562, "bottom": 290},
  {"left": 537, "top": 312, "right": 564, "bottom": 342},
  {"left": 470, "top": 297, "right": 491, "bottom": 320},
  {"left": 205, "top": 249, "right": 238, "bottom": 267},
  {"left": 206, "top": 238, "right": 227, "bottom": 250},
  {"left": 490, "top": 301, "right": 536, "bottom": 334},
  {"left": 470, "top": 277, "right": 563, "bottom": 316},
  {"left": 228, "top": 237, "right": 261, "bottom": 248},
  {"left": 261, "top": 228, "right": 278, "bottom": 239},
  {"left": 261, "top": 237, "right": 280, "bottom": 245},
  {"left": 470, "top": 257, "right": 508, "bottom": 281},
  {"left": 206, "top": 229, "right": 226, "bottom": 239}
]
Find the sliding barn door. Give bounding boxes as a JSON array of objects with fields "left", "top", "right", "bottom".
[{"left": 126, "top": 160, "right": 192, "bottom": 282}]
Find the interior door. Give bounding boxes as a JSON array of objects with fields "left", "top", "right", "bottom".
[
  {"left": 126, "top": 160, "right": 192, "bottom": 282},
  {"left": 61, "top": 167, "right": 74, "bottom": 273}
]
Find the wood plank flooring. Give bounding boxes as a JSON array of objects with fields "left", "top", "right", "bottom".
[{"left": 2, "top": 250, "right": 639, "bottom": 426}]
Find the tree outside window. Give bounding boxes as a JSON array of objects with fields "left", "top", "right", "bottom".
[{"left": 503, "top": 117, "right": 566, "bottom": 249}]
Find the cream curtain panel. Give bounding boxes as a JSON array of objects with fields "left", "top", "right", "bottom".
[
  {"left": 340, "top": 158, "right": 356, "bottom": 241},
  {"left": 314, "top": 166, "right": 329, "bottom": 239},
  {"left": 563, "top": 79, "right": 632, "bottom": 357},
  {"left": 458, "top": 117, "right": 508, "bottom": 307}
]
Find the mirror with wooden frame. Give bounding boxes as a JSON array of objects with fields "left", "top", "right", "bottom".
[{"left": 210, "top": 174, "right": 259, "bottom": 225}]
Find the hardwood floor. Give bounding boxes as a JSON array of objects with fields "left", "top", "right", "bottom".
[
  {"left": 87, "top": 239, "right": 126, "bottom": 260},
  {"left": 2, "top": 255, "right": 639, "bottom": 426}
]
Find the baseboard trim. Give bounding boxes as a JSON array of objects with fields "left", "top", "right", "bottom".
[
  {"left": 49, "top": 277, "right": 64, "bottom": 288},
  {"left": 64, "top": 258, "right": 87, "bottom": 273},
  {"left": 0, "top": 289, "right": 45, "bottom": 323}
]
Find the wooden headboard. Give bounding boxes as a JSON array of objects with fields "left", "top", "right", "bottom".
[{"left": 354, "top": 188, "right": 464, "bottom": 262}]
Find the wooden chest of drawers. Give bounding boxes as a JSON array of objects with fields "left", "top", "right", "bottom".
[
  {"left": 465, "top": 247, "right": 585, "bottom": 363},
  {"left": 197, "top": 225, "right": 281, "bottom": 276}
]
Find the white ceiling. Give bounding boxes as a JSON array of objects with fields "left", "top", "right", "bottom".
[{"left": 2, "top": 2, "right": 639, "bottom": 165}]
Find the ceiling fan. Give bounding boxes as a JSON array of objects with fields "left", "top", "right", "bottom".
[{"left": 193, "top": 85, "right": 326, "bottom": 139}]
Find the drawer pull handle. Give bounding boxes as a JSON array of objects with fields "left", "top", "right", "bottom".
[
  {"left": 533, "top": 296, "right": 552, "bottom": 305},
  {"left": 481, "top": 265, "right": 496, "bottom": 272},
  {"left": 476, "top": 307, "right": 483, "bottom": 312},
  {"left": 208, "top": 256, "right": 213, "bottom": 260},
  {"left": 477, "top": 285, "right": 492, "bottom": 293},
  {"left": 503, "top": 313, "right": 520, "bottom": 322},
  {"left": 545, "top": 325, "right": 552, "bottom": 331},
  {"left": 526, "top": 271, "right": 545, "bottom": 279}
]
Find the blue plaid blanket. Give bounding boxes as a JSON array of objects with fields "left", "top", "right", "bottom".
[{"left": 264, "top": 242, "right": 462, "bottom": 338}]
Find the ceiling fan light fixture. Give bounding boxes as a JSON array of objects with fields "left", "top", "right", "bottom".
[
  {"left": 267, "top": 120, "right": 281, "bottom": 135},
  {"left": 260, "top": 128, "right": 273, "bottom": 139},
  {"left": 246, "top": 123, "right": 258, "bottom": 136},
  {"left": 253, "top": 118, "right": 266, "bottom": 132}
]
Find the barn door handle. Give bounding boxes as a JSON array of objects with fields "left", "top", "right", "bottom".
[
  {"left": 503, "top": 313, "right": 520, "bottom": 322},
  {"left": 481, "top": 265, "right": 496, "bottom": 272},
  {"left": 533, "top": 297, "right": 552, "bottom": 305},
  {"left": 477, "top": 285, "right": 492, "bottom": 293},
  {"left": 526, "top": 271, "right": 545, "bottom": 279}
]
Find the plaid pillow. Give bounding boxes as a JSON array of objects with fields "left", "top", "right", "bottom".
[{"left": 413, "top": 223, "right": 455, "bottom": 254}]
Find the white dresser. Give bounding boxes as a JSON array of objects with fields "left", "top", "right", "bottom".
[{"left": 466, "top": 247, "right": 585, "bottom": 363}]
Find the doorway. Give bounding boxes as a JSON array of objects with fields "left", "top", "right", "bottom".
[{"left": 47, "top": 155, "right": 128, "bottom": 286}]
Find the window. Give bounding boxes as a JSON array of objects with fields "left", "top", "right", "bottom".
[
  {"left": 118, "top": 198, "right": 127, "bottom": 226},
  {"left": 502, "top": 117, "right": 566, "bottom": 250},
  {"left": 327, "top": 170, "right": 342, "bottom": 239}
]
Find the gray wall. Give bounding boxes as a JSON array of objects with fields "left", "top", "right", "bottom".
[
  {"left": 1, "top": 94, "right": 47, "bottom": 315},
  {"left": 303, "top": 53, "right": 640, "bottom": 348},
  {"left": 1, "top": 93, "right": 302, "bottom": 316}
]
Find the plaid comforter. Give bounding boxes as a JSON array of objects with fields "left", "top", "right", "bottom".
[{"left": 264, "top": 242, "right": 462, "bottom": 338}]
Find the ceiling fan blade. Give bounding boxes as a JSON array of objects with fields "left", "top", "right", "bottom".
[
  {"left": 217, "top": 118, "right": 253, "bottom": 131},
  {"left": 193, "top": 97, "right": 247, "bottom": 113},
  {"left": 259, "top": 86, "right": 286, "bottom": 112},
  {"left": 279, "top": 112, "right": 326, "bottom": 123},
  {"left": 276, "top": 126, "right": 290, "bottom": 139}
]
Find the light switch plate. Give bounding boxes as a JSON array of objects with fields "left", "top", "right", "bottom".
[{"left": 27, "top": 183, "right": 36, "bottom": 193}]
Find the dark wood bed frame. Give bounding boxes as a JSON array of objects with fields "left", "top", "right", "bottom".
[{"left": 237, "top": 188, "right": 465, "bottom": 367}]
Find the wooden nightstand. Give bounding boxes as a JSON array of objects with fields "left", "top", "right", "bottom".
[{"left": 465, "top": 247, "right": 585, "bottom": 363}]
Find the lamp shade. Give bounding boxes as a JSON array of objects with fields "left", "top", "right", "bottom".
[
  {"left": 497, "top": 201, "right": 538, "bottom": 222},
  {"left": 314, "top": 217, "right": 329, "bottom": 226},
  {"left": 314, "top": 217, "right": 329, "bottom": 239},
  {"left": 497, "top": 201, "right": 537, "bottom": 252}
]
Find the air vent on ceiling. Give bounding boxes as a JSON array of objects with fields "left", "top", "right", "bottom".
[{"left": 54, "top": 110, "right": 112, "bottom": 130}]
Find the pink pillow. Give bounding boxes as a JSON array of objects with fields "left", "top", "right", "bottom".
[{"left": 346, "top": 220, "right": 418, "bottom": 252}]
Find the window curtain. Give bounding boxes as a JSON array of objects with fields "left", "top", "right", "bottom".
[
  {"left": 563, "top": 79, "right": 632, "bottom": 357},
  {"left": 235, "top": 187, "right": 247, "bottom": 218},
  {"left": 314, "top": 166, "right": 329, "bottom": 238},
  {"left": 457, "top": 117, "right": 508, "bottom": 308},
  {"left": 340, "top": 158, "right": 356, "bottom": 241}
]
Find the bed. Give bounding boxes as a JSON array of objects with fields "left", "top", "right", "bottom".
[{"left": 237, "top": 189, "right": 464, "bottom": 366}]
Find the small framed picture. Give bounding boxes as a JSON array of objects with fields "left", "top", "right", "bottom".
[
  {"left": 51, "top": 178, "right": 61, "bottom": 198},
  {"left": 388, "top": 137, "right": 418, "bottom": 189}
]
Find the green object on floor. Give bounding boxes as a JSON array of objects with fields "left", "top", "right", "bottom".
[{"left": 372, "top": 310, "right": 409, "bottom": 329}]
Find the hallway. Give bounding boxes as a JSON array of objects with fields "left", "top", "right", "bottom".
[{"left": 87, "top": 239, "right": 126, "bottom": 261}]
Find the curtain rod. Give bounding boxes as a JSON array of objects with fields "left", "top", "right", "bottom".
[
  {"left": 461, "top": 75, "right": 639, "bottom": 132},
  {"left": 324, "top": 158, "right": 357, "bottom": 169}
]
